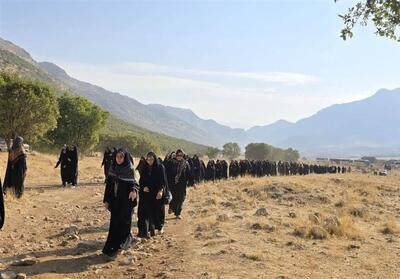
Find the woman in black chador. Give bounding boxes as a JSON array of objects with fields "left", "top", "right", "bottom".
[
  {"left": 103, "top": 149, "right": 138, "bottom": 257},
  {"left": 101, "top": 147, "right": 113, "bottom": 183},
  {"left": 4, "top": 136, "right": 27, "bottom": 199},
  {"left": 68, "top": 145, "right": 78, "bottom": 187},
  {"left": 137, "top": 152, "right": 165, "bottom": 238},
  {"left": 55, "top": 146, "right": 71, "bottom": 187},
  {"left": 168, "top": 149, "right": 194, "bottom": 219}
]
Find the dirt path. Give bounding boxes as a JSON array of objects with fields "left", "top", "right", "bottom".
[{"left": 0, "top": 183, "right": 200, "bottom": 279}]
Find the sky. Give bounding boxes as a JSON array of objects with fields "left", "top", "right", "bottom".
[{"left": 1, "top": 0, "right": 399, "bottom": 128}]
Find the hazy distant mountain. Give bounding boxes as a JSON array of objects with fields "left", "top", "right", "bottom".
[
  {"left": 2, "top": 37, "right": 400, "bottom": 157},
  {"left": 249, "top": 89, "right": 400, "bottom": 157}
]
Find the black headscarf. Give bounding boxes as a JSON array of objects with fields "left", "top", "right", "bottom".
[{"left": 108, "top": 149, "right": 135, "bottom": 182}]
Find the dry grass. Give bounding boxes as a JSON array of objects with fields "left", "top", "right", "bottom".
[{"left": 1, "top": 152, "right": 400, "bottom": 278}]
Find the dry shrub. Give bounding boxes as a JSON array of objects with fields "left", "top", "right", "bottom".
[
  {"left": 241, "top": 252, "right": 265, "bottom": 261},
  {"left": 293, "top": 214, "right": 361, "bottom": 240},
  {"left": 381, "top": 220, "right": 400, "bottom": 235}
]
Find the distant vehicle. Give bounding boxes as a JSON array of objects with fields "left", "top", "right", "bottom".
[{"left": 379, "top": 170, "right": 388, "bottom": 176}]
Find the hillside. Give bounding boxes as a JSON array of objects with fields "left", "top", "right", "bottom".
[
  {"left": 0, "top": 38, "right": 209, "bottom": 155},
  {"left": 2, "top": 37, "right": 400, "bottom": 157}
]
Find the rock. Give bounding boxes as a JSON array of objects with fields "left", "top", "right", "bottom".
[
  {"left": 16, "top": 274, "right": 27, "bottom": 279},
  {"left": 254, "top": 208, "right": 268, "bottom": 217},
  {"left": 288, "top": 212, "right": 296, "bottom": 218},
  {"left": 120, "top": 257, "right": 135, "bottom": 266},
  {"left": 0, "top": 271, "right": 16, "bottom": 279},
  {"left": 63, "top": 226, "right": 79, "bottom": 236},
  {"left": 12, "top": 257, "right": 39, "bottom": 266},
  {"left": 251, "top": 223, "right": 263, "bottom": 230}
]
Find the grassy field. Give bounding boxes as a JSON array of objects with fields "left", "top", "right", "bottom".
[{"left": 0, "top": 152, "right": 399, "bottom": 278}]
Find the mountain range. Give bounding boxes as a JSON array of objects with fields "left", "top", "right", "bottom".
[{"left": 1, "top": 37, "right": 400, "bottom": 157}]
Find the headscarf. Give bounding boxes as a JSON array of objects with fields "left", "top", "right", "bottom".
[
  {"left": 9, "top": 136, "right": 26, "bottom": 162},
  {"left": 108, "top": 148, "right": 135, "bottom": 182},
  {"left": 175, "top": 150, "right": 187, "bottom": 184}
]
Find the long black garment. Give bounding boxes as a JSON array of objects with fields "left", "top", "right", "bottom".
[
  {"left": 55, "top": 148, "right": 71, "bottom": 186},
  {"left": 169, "top": 160, "right": 194, "bottom": 217},
  {"left": 68, "top": 146, "right": 78, "bottom": 186},
  {"left": 101, "top": 149, "right": 113, "bottom": 181},
  {"left": 103, "top": 150, "right": 138, "bottom": 256},
  {"left": 0, "top": 179, "right": 4, "bottom": 230},
  {"left": 4, "top": 152, "right": 27, "bottom": 199},
  {"left": 137, "top": 160, "right": 164, "bottom": 237}
]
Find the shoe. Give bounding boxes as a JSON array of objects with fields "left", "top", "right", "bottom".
[
  {"left": 158, "top": 228, "right": 164, "bottom": 235},
  {"left": 175, "top": 215, "right": 182, "bottom": 220},
  {"left": 168, "top": 208, "right": 173, "bottom": 215}
]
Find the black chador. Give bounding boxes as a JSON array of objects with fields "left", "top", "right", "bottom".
[
  {"left": 55, "top": 146, "right": 71, "bottom": 187},
  {"left": 0, "top": 179, "right": 4, "bottom": 230},
  {"left": 68, "top": 145, "right": 78, "bottom": 186},
  {"left": 168, "top": 151, "right": 194, "bottom": 218},
  {"left": 4, "top": 137, "right": 27, "bottom": 199},
  {"left": 101, "top": 148, "right": 114, "bottom": 183},
  {"left": 103, "top": 149, "right": 138, "bottom": 257},
  {"left": 137, "top": 152, "right": 165, "bottom": 238}
]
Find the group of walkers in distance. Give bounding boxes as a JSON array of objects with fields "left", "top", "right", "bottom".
[{"left": 55, "top": 144, "right": 79, "bottom": 187}]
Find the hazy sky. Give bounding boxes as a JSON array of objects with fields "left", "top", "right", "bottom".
[{"left": 1, "top": 0, "right": 399, "bottom": 128}]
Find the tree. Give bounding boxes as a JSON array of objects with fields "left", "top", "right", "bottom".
[
  {"left": 0, "top": 72, "right": 59, "bottom": 147},
  {"left": 245, "top": 143, "right": 271, "bottom": 160},
  {"left": 336, "top": 0, "right": 400, "bottom": 42},
  {"left": 206, "top": 147, "right": 220, "bottom": 159},
  {"left": 222, "top": 142, "right": 241, "bottom": 160},
  {"left": 48, "top": 94, "right": 109, "bottom": 154},
  {"left": 98, "top": 133, "right": 161, "bottom": 157}
]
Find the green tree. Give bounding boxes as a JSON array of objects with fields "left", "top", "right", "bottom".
[
  {"left": 206, "top": 147, "right": 220, "bottom": 159},
  {"left": 245, "top": 143, "right": 271, "bottom": 160},
  {"left": 0, "top": 72, "right": 59, "bottom": 147},
  {"left": 48, "top": 94, "right": 109, "bottom": 154},
  {"left": 336, "top": 0, "right": 400, "bottom": 41},
  {"left": 98, "top": 133, "right": 160, "bottom": 157},
  {"left": 222, "top": 142, "right": 241, "bottom": 160}
]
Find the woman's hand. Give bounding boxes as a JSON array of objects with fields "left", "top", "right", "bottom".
[
  {"left": 156, "top": 190, "right": 163, "bottom": 200},
  {"left": 104, "top": 202, "right": 109, "bottom": 210},
  {"left": 143, "top": 187, "right": 150, "bottom": 193},
  {"left": 129, "top": 191, "right": 137, "bottom": 201}
]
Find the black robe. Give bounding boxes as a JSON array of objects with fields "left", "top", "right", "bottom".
[
  {"left": 137, "top": 162, "right": 165, "bottom": 237},
  {"left": 0, "top": 179, "right": 4, "bottom": 230},
  {"left": 68, "top": 147, "right": 78, "bottom": 186},
  {"left": 168, "top": 160, "right": 194, "bottom": 217},
  {"left": 56, "top": 149, "right": 71, "bottom": 185},
  {"left": 103, "top": 152, "right": 138, "bottom": 256},
  {"left": 101, "top": 150, "right": 113, "bottom": 181},
  {"left": 4, "top": 152, "right": 27, "bottom": 199}
]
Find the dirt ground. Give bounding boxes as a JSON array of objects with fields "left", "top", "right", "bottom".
[{"left": 0, "top": 152, "right": 399, "bottom": 279}]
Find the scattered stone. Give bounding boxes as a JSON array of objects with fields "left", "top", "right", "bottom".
[
  {"left": 0, "top": 271, "right": 16, "bottom": 279},
  {"left": 120, "top": 257, "right": 135, "bottom": 266},
  {"left": 77, "top": 240, "right": 99, "bottom": 250},
  {"left": 16, "top": 274, "right": 27, "bottom": 279},
  {"left": 254, "top": 208, "right": 268, "bottom": 217},
  {"left": 63, "top": 226, "right": 79, "bottom": 236},
  {"left": 288, "top": 212, "right": 296, "bottom": 218},
  {"left": 12, "top": 257, "right": 39, "bottom": 266},
  {"left": 347, "top": 244, "right": 360, "bottom": 250}
]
